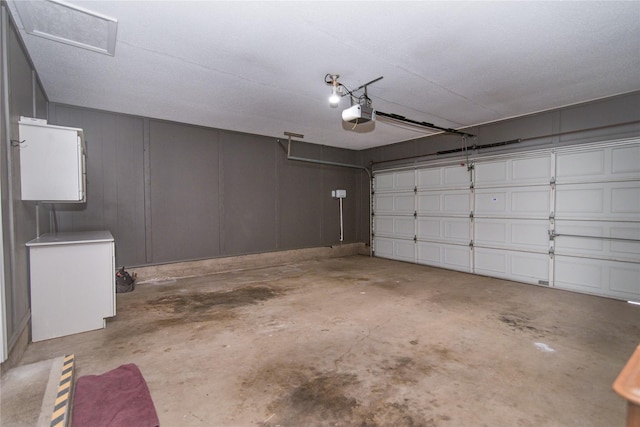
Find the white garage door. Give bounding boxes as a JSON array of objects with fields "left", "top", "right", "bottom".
[
  {"left": 373, "top": 138, "right": 640, "bottom": 301},
  {"left": 472, "top": 154, "right": 552, "bottom": 284},
  {"left": 553, "top": 142, "right": 640, "bottom": 300},
  {"left": 373, "top": 170, "right": 416, "bottom": 263},
  {"left": 416, "top": 164, "right": 472, "bottom": 272}
]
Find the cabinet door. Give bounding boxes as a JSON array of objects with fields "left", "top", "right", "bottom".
[
  {"left": 30, "top": 242, "right": 114, "bottom": 341},
  {"left": 19, "top": 121, "right": 85, "bottom": 202}
]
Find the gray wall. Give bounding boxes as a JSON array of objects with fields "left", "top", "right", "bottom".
[
  {"left": 1, "top": 4, "right": 49, "bottom": 363},
  {"left": 47, "top": 92, "right": 640, "bottom": 269},
  {"left": 47, "top": 104, "right": 367, "bottom": 267}
]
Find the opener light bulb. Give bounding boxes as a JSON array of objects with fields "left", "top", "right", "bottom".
[{"left": 329, "top": 86, "right": 340, "bottom": 108}]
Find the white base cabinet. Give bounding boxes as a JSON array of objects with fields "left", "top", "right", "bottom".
[{"left": 26, "top": 231, "right": 115, "bottom": 342}]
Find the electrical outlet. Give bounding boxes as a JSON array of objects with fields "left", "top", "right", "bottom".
[{"left": 332, "top": 189, "right": 346, "bottom": 198}]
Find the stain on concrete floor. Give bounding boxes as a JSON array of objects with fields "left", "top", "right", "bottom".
[
  {"left": 147, "top": 285, "right": 280, "bottom": 313},
  {"left": 256, "top": 367, "right": 435, "bottom": 427},
  {"left": 498, "top": 312, "right": 557, "bottom": 338}
]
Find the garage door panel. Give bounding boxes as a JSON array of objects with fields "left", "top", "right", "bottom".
[
  {"left": 374, "top": 237, "right": 415, "bottom": 263},
  {"left": 417, "top": 217, "right": 470, "bottom": 244},
  {"left": 555, "top": 255, "right": 640, "bottom": 299},
  {"left": 610, "top": 265, "right": 640, "bottom": 295},
  {"left": 555, "top": 236, "right": 614, "bottom": 256},
  {"left": 475, "top": 191, "right": 507, "bottom": 214},
  {"left": 375, "top": 194, "right": 395, "bottom": 213},
  {"left": 557, "top": 150, "right": 605, "bottom": 180},
  {"left": 554, "top": 221, "right": 640, "bottom": 262},
  {"left": 475, "top": 219, "right": 549, "bottom": 251},
  {"left": 394, "top": 240, "right": 416, "bottom": 262},
  {"left": 475, "top": 161, "right": 508, "bottom": 185},
  {"left": 416, "top": 218, "right": 439, "bottom": 240},
  {"left": 417, "top": 243, "right": 440, "bottom": 265},
  {"left": 393, "top": 218, "right": 415, "bottom": 239},
  {"left": 375, "top": 171, "right": 415, "bottom": 192},
  {"left": 510, "top": 254, "right": 549, "bottom": 282},
  {"left": 611, "top": 145, "right": 640, "bottom": 176},
  {"left": 417, "top": 193, "right": 441, "bottom": 213},
  {"left": 417, "top": 169, "right": 440, "bottom": 189},
  {"left": 375, "top": 173, "right": 395, "bottom": 192},
  {"left": 556, "top": 142, "right": 640, "bottom": 183},
  {"left": 417, "top": 190, "right": 469, "bottom": 215},
  {"left": 417, "top": 242, "right": 471, "bottom": 272},
  {"left": 512, "top": 157, "right": 552, "bottom": 183},
  {"left": 555, "top": 256, "right": 602, "bottom": 291},
  {"left": 394, "top": 194, "right": 415, "bottom": 213},
  {"left": 374, "top": 237, "right": 394, "bottom": 258},
  {"left": 474, "top": 248, "right": 506, "bottom": 274},
  {"left": 475, "top": 156, "right": 551, "bottom": 187},
  {"left": 446, "top": 219, "right": 471, "bottom": 242},
  {"left": 375, "top": 217, "right": 395, "bottom": 236},
  {"left": 475, "top": 248, "right": 548, "bottom": 284},
  {"left": 556, "top": 187, "right": 604, "bottom": 215},
  {"left": 511, "top": 188, "right": 549, "bottom": 215},
  {"left": 611, "top": 187, "right": 640, "bottom": 214},
  {"left": 475, "top": 186, "right": 549, "bottom": 218},
  {"left": 611, "top": 236, "right": 640, "bottom": 259},
  {"left": 417, "top": 165, "right": 469, "bottom": 190},
  {"left": 444, "top": 165, "right": 470, "bottom": 187},
  {"left": 375, "top": 193, "right": 414, "bottom": 215},
  {"left": 375, "top": 216, "right": 415, "bottom": 240},
  {"left": 556, "top": 182, "right": 640, "bottom": 220},
  {"left": 444, "top": 193, "right": 470, "bottom": 213},
  {"left": 393, "top": 171, "right": 416, "bottom": 191}
]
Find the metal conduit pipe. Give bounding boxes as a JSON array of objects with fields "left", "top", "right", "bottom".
[{"left": 278, "top": 133, "right": 373, "bottom": 257}]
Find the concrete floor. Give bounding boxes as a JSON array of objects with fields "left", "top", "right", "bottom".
[{"left": 2, "top": 255, "right": 639, "bottom": 426}]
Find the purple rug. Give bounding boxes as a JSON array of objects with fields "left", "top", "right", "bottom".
[{"left": 71, "top": 363, "right": 159, "bottom": 427}]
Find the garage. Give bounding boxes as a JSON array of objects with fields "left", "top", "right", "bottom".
[
  {"left": 374, "top": 138, "right": 640, "bottom": 301},
  {"left": 1, "top": 1, "right": 639, "bottom": 426}
]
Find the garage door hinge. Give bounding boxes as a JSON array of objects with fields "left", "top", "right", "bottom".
[
  {"left": 467, "top": 164, "right": 475, "bottom": 171},
  {"left": 371, "top": 211, "right": 375, "bottom": 217},
  {"left": 549, "top": 211, "right": 555, "bottom": 220},
  {"left": 549, "top": 247, "right": 555, "bottom": 257},
  {"left": 414, "top": 186, "right": 417, "bottom": 193},
  {"left": 548, "top": 230, "right": 556, "bottom": 240},
  {"left": 414, "top": 211, "right": 417, "bottom": 218},
  {"left": 550, "top": 177, "right": 556, "bottom": 185},
  {"left": 414, "top": 235, "right": 417, "bottom": 243},
  {"left": 469, "top": 240, "right": 474, "bottom": 248},
  {"left": 469, "top": 211, "right": 474, "bottom": 219}
]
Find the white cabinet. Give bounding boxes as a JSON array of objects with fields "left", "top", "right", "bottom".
[
  {"left": 26, "top": 231, "right": 115, "bottom": 342},
  {"left": 18, "top": 117, "right": 86, "bottom": 202}
]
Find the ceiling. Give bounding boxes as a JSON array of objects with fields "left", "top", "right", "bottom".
[{"left": 6, "top": 1, "right": 640, "bottom": 150}]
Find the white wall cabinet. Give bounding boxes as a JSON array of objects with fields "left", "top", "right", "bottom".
[
  {"left": 18, "top": 117, "right": 86, "bottom": 202},
  {"left": 26, "top": 231, "right": 115, "bottom": 342}
]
